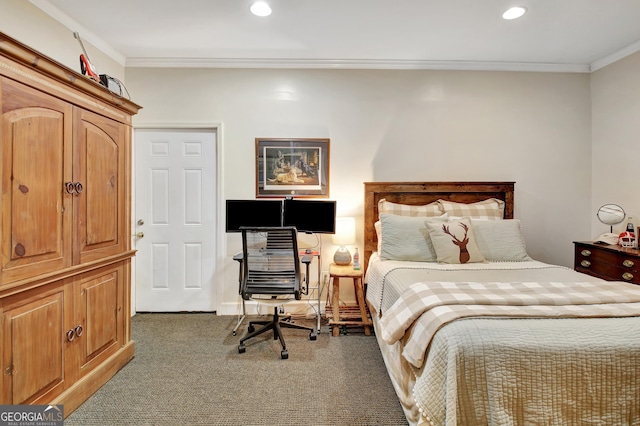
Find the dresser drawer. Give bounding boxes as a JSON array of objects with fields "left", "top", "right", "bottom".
[{"left": 574, "top": 242, "right": 640, "bottom": 284}]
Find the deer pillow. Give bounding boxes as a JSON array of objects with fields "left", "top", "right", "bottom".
[{"left": 427, "top": 217, "right": 485, "bottom": 264}]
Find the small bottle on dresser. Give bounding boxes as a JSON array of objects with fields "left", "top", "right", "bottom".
[
  {"left": 353, "top": 247, "right": 360, "bottom": 270},
  {"left": 626, "top": 217, "right": 636, "bottom": 248}
]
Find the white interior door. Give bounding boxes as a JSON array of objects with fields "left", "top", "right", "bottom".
[{"left": 134, "top": 128, "right": 216, "bottom": 311}]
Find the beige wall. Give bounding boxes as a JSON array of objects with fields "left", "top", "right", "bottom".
[
  {"left": 8, "top": 0, "right": 639, "bottom": 316},
  {"left": 591, "top": 52, "right": 640, "bottom": 236},
  {"left": 123, "top": 67, "right": 592, "bottom": 313}
]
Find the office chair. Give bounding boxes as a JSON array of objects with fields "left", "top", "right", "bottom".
[{"left": 238, "top": 227, "right": 317, "bottom": 359}]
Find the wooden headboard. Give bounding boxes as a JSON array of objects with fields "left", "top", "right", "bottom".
[{"left": 363, "top": 181, "right": 515, "bottom": 272}]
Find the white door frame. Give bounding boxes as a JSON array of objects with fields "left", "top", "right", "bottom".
[{"left": 131, "top": 122, "right": 225, "bottom": 315}]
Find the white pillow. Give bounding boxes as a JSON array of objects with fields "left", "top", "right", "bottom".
[
  {"left": 379, "top": 213, "right": 447, "bottom": 262},
  {"left": 471, "top": 219, "right": 531, "bottom": 261}
]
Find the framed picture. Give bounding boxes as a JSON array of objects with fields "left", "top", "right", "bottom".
[{"left": 255, "top": 138, "right": 330, "bottom": 198}]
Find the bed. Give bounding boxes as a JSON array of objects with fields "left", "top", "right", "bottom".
[{"left": 363, "top": 182, "right": 640, "bottom": 426}]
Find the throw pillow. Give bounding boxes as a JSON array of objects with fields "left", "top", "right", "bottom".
[
  {"left": 427, "top": 217, "right": 485, "bottom": 264},
  {"left": 379, "top": 213, "right": 448, "bottom": 262},
  {"left": 438, "top": 198, "right": 505, "bottom": 220}
]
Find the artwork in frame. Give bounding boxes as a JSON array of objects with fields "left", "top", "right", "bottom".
[{"left": 255, "top": 138, "right": 330, "bottom": 198}]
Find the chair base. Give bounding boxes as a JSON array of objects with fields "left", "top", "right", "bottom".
[{"left": 238, "top": 307, "right": 317, "bottom": 359}]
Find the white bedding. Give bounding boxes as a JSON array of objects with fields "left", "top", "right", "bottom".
[{"left": 365, "top": 253, "right": 640, "bottom": 426}]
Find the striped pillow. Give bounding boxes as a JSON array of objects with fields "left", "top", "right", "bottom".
[
  {"left": 438, "top": 198, "right": 505, "bottom": 220},
  {"left": 378, "top": 198, "right": 443, "bottom": 217}
]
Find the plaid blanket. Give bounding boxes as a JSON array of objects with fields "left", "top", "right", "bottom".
[{"left": 380, "top": 280, "right": 640, "bottom": 368}]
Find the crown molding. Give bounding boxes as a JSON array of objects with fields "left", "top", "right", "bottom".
[
  {"left": 125, "top": 57, "right": 590, "bottom": 73},
  {"left": 590, "top": 39, "right": 640, "bottom": 71}
]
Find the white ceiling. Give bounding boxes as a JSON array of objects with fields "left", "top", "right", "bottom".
[{"left": 31, "top": 0, "right": 640, "bottom": 72}]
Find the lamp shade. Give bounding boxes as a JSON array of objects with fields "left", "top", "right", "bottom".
[{"left": 332, "top": 217, "right": 356, "bottom": 246}]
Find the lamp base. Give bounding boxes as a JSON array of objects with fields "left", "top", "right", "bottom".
[{"left": 333, "top": 247, "right": 352, "bottom": 266}]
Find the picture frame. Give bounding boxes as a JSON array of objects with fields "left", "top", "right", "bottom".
[{"left": 255, "top": 138, "right": 330, "bottom": 198}]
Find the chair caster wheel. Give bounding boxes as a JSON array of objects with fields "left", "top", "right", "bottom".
[
  {"left": 232, "top": 331, "right": 237, "bottom": 336},
  {"left": 281, "top": 350, "right": 289, "bottom": 359},
  {"left": 248, "top": 324, "right": 255, "bottom": 333},
  {"left": 310, "top": 332, "right": 317, "bottom": 341},
  {"left": 238, "top": 344, "right": 246, "bottom": 354}
]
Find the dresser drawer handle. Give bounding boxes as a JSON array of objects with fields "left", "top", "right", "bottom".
[
  {"left": 580, "top": 260, "right": 591, "bottom": 268},
  {"left": 623, "top": 260, "right": 634, "bottom": 268},
  {"left": 581, "top": 250, "right": 591, "bottom": 257},
  {"left": 622, "top": 272, "right": 634, "bottom": 281}
]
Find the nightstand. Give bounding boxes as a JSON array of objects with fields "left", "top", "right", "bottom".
[
  {"left": 574, "top": 241, "right": 640, "bottom": 285},
  {"left": 327, "top": 263, "right": 372, "bottom": 336}
]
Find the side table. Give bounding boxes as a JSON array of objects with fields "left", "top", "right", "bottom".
[
  {"left": 574, "top": 241, "right": 640, "bottom": 284},
  {"left": 328, "top": 263, "right": 372, "bottom": 336}
]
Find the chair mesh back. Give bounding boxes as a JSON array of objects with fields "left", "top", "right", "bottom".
[{"left": 241, "top": 227, "right": 301, "bottom": 300}]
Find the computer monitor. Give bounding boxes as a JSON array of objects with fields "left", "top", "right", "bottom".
[
  {"left": 283, "top": 199, "right": 336, "bottom": 234},
  {"left": 225, "top": 200, "right": 283, "bottom": 232}
]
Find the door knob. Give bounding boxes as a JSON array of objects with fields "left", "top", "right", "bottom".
[{"left": 134, "top": 232, "right": 144, "bottom": 239}]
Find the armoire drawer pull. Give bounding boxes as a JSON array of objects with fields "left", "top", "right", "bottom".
[
  {"left": 580, "top": 260, "right": 591, "bottom": 268},
  {"left": 622, "top": 272, "right": 634, "bottom": 281},
  {"left": 66, "top": 329, "right": 76, "bottom": 342},
  {"left": 623, "top": 260, "right": 634, "bottom": 268},
  {"left": 581, "top": 250, "right": 591, "bottom": 257}
]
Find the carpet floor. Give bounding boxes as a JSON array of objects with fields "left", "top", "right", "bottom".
[{"left": 65, "top": 313, "right": 408, "bottom": 425}]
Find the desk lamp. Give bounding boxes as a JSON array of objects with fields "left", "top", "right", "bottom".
[{"left": 332, "top": 217, "right": 356, "bottom": 265}]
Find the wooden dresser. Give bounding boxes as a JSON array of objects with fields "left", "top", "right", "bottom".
[
  {"left": 0, "top": 33, "right": 141, "bottom": 415},
  {"left": 574, "top": 241, "right": 640, "bottom": 285}
]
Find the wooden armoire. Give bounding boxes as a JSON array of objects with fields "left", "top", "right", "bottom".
[{"left": 0, "top": 33, "right": 141, "bottom": 415}]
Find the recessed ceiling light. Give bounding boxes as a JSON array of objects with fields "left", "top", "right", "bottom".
[
  {"left": 250, "top": 1, "right": 272, "bottom": 17},
  {"left": 502, "top": 6, "right": 527, "bottom": 20}
]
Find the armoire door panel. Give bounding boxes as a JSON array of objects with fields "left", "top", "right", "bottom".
[
  {"left": 74, "top": 108, "right": 126, "bottom": 264},
  {"left": 0, "top": 79, "right": 72, "bottom": 285},
  {"left": 2, "top": 289, "right": 67, "bottom": 404},
  {"left": 75, "top": 263, "right": 124, "bottom": 375}
]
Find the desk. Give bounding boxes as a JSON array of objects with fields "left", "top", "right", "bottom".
[
  {"left": 328, "top": 263, "right": 371, "bottom": 336},
  {"left": 233, "top": 250, "right": 323, "bottom": 335}
]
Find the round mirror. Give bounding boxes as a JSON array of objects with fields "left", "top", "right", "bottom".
[{"left": 597, "top": 204, "right": 625, "bottom": 231}]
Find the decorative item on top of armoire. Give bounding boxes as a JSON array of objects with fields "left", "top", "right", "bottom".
[{"left": 0, "top": 32, "right": 141, "bottom": 416}]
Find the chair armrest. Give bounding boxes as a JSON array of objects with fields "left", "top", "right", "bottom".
[
  {"left": 233, "top": 252, "right": 243, "bottom": 295},
  {"left": 301, "top": 255, "right": 313, "bottom": 295}
]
